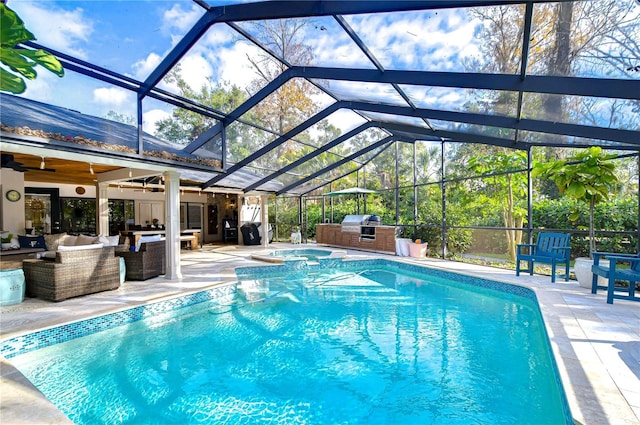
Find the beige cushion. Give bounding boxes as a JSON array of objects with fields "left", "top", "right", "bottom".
[
  {"left": 58, "top": 243, "right": 104, "bottom": 252},
  {"left": 63, "top": 235, "right": 78, "bottom": 246},
  {"left": 43, "top": 233, "right": 68, "bottom": 251},
  {"left": 75, "top": 234, "right": 99, "bottom": 245}
]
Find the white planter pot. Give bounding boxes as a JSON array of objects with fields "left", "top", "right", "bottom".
[{"left": 574, "top": 257, "right": 606, "bottom": 289}]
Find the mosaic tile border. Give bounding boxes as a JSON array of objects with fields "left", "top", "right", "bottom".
[
  {"left": 2, "top": 257, "right": 571, "bottom": 424},
  {"left": 1, "top": 285, "right": 235, "bottom": 359},
  {"left": 4, "top": 260, "right": 536, "bottom": 360}
]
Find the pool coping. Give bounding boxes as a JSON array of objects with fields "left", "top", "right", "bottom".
[
  {"left": 1, "top": 245, "right": 638, "bottom": 425},
  {"left": 250, "top": 247, "right": 347, "bottom": 264}
]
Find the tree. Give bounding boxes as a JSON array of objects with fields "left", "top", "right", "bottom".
[
  {"left": 156, "top": 65, "right": 248, "bottom": 147},
  {"left": 244, "top": 19, "right": 321, "bottom": 160},
  {"left": 105, "top": 111, "right": 135, "bottom": 126},
  {"left": 468, "top": 150, "right": 528, "bottom": 260},
  {"left": 0, "top": 3, "right": 63, "bottom": 93},
  {"left": 532, "top": 147, "right": 620, "bottom": 257}
]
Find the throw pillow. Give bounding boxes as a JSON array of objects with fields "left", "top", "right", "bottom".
[
  {"left": 44, "top": 233, "right": 68, "bottom": 251},
  {"left": 75, "top": 234, "right": 99, "bottom": 245},
  {"left": 98, "top": 235, "right": 121, "bottom": 247},
  {"left": 58, "top": 243, "right": 104, "bottom": 252},
  {"left": 63, "top": 235, "right": 78, "bottom": 246},
  {"left": 18, "top": 235, "right": 47, "bottom": 249},
  {"left": 136, "top": 234, "right": 162, "bottom": 252}
]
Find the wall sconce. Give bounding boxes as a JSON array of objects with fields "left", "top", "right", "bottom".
[
  {"left": 89, "top": 162, "right": 94, "bottom": 175},
  {"left": 40, "top": 156, "right": 45, "bottom": 169}
]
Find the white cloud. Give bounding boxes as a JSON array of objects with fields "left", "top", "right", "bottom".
[
  {"left": 179, "top": 54, "right": 214, "bottom": 91},
  {"left": 327, "top": 109, "right": 367, "bottom": 134},
  {"left": 11, "top": 2, "right": 93, "bottom": 59},
  {"left": 143, "top": 109, "right": 171, "bottom": 135},
  {"left": 197, "top": 25, "right": 258, "bottom": 89},
  {"left": 93, "top": 87, "right": 129, "bottom": 106},
  {"left": 162, "top": 3, "right": 202, "bottom": 35},
  {"left": 22, "top": 71, "right": 58, "bottom": 102},
  {"left": 132, "top": 53, "right": 163, "bottom": 81},
  {"left": 345, "top": 10, "right": 481, "bottom": 72},
  {"left": 216, "top": 42, "right": 260, "bottom": 88}
]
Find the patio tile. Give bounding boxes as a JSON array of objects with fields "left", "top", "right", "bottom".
[{"left": 1, "top": 243, "right": 638, "bottom": 425}]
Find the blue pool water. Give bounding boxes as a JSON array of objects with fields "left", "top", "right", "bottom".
[
  {"left": 8, "top": 260, "right": 571, "bottom": 424},
  {"left": 268, "top": 248, "right": 333, "bottom": 261}
]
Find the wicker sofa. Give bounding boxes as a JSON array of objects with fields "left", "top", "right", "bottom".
[
  {"left": 23, "top": 244, "right": 120, "bottom": 301},
  {"left": 116, "top": 239, "right": 165, "bottom": 281}
]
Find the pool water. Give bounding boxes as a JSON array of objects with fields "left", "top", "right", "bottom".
[
  {"left": 268, "top": 248, "right": 333, "bottom": 261},
  {"left": 10, "top": 263, "right": 570, "bottom": 424}
]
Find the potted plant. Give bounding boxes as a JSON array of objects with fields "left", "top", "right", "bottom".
[
  {"left": 1, "top": 232, "right": 14, "bottom": 250},
  {"left": 533, "top": 147, "right": 619, "bottom": 288}
]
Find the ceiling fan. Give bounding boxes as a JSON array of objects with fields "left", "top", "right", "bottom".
[{"left": 1, "top": 154, "right": 55, "bottom": 172}]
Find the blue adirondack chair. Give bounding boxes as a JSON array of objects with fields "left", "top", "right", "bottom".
[
  {"left": 516, "top": 232, "right": 571, "bottom": 283},
  {"left": 591, "top": 252, "right": 640, "bottom": 304}
]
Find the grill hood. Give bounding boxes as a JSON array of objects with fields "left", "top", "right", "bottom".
[{"left": 341, "top": 214, "right": 370, "bottom": 225}]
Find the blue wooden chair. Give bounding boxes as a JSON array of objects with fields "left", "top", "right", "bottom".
[
  {"left": 591, "top": 252, "right": 640, "bottom": 304},
  {"left": 516, "top": 232, "right": 571, "bottom": 283}
]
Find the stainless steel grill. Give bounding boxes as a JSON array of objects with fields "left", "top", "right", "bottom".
[{"left": 341, "top": 214, "right": 369, "bottom": 233}]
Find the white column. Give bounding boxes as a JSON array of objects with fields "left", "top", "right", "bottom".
[
  {"left": 261, "top": 195, "right": 269, "bottom": 247},
  {"left": 96, "top": 182, "right": 110, "bottom": 235},
  {"left": 164, "top": 170, "right": 182, "bottom": 279},
  {"left": 237, "top": 194, "right": 244, "bottom": 246}
]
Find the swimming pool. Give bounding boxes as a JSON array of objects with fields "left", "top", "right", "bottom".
[{"left": 4, "top": 259, "right": 572, "bottom": 424}]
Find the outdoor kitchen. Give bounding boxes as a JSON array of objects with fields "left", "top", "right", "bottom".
[{"left": 315, "top": 214, "right": 397, "bottom": 254}]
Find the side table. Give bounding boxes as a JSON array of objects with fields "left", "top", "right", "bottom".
[{"left": 0, "top": 268, "right": 26, "bottom": 306}]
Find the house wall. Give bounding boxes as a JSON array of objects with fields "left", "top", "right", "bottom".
[{"left": 0, "top": 168, "right": 26, "bottom": 236}]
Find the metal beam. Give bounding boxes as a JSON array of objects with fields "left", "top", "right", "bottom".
[
  {"left": 207, "top": 96, "right": 637, "bottom": 191},
  {"left": 282, "top": 67, "right": 639, "bottom": 100},
  {"left": 276, "top": 136, "right": 393, "bottom": 195},
  {"left": 243, "top": 121, "right": 379, "bottom": 192},
  {"left": 380, "top": 121, "right": 640, "bottom": 151},
  {"left": 347, "top": 101, "right": 640, "bottom": 146},
  {"left": 207, "top": 0, "right": 574, "bottom": 22},
  {"left": 218, "top": 64, "right": 640, "bottom": 135},
  {"left": 299, "top": 142, "right": 394, "bottom": 196},
  {"left": 140, "top": 11, "right": 221, "bottom": 98},
  {"left": 183, "top": 122, "right": 223, "bottom": 154},
  {"left": 203, "top": 103, "right": 344, "bottom": 187}
]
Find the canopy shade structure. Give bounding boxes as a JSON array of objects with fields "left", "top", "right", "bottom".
[
  {"left": 1, "top": 0, "right": 637, "bottom": 196},
  {"left": 325, "top": 187, "right": 379, "bottom": 197}
]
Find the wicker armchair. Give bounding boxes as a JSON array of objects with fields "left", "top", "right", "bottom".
[
  {"left": 116, "top": 240, "right": 165, "bottom": 281},
  {"left": 23, "top": 246, "right": 120, "bottom": 301}
]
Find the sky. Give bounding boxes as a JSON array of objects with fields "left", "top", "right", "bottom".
[
  {"left": 7, "top": 1, "right": 635, "bottom": 141},
  {"left": 6, "top": 0, "right": 494, "bottom": 137}
]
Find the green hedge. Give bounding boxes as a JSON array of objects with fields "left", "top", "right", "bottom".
[{"left": 532, "top": 198, "right": 638, "bottom": 257}]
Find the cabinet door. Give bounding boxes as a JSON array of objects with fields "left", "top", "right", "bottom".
[
  {"left": 316, "top": 226, "right": 324, "bottom": 243},
  {"left": 383, "top": 235, "right": 396, "bottom": 253},
  {"left": 327, "top": 228, "right": 336, "bottom": 244}
]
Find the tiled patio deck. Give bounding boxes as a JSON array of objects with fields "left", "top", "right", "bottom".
[{"left": 1, "top": 243, "right": 638, "bottom": 425}]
